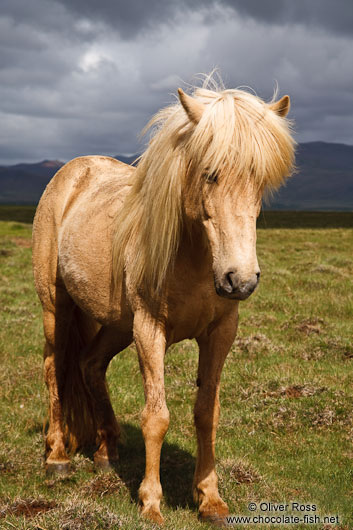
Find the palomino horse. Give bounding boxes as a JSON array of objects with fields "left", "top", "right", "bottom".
[{"left": 32, "top": 78, "right": 295, "bottom": 524}]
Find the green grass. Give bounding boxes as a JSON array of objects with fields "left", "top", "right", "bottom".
[{"left": 0, "top": 212, "right": 352, "bottom": 529}]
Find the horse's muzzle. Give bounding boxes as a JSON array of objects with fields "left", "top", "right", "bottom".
[{"left": 215, "top": 270, "right": 260, "bottom": 300}]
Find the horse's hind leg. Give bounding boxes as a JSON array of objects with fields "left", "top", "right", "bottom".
[
  {"left": 80, "top": 326, "right": 132, "bottom": 469},
  {"left": 42, "top": 289, "right": 74, "bottom": 474}
]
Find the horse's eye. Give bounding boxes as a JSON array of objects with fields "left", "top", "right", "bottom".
[{"left": 206, "top": 171, "right": 218, "bottom": 183}]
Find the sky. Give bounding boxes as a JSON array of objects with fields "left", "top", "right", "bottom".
[{"left": 1, "top": 0, "right": 353, "bottom": 164}]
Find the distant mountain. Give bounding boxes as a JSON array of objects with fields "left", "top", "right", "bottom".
[
  {"left": 0, "top": 143, "right": 352, "bottom": 209},
  {"left": 269, "top": 142, "right": 353, "bottom": 210},
  {"left": 0, "top": 156, "right": 135, "bottom": 204},
  {"left": 0, "top": 160, "right": 64, "bottom": 204}
]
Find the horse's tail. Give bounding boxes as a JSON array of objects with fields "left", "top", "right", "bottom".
[{"left": 61, "top": 306, "right": 100, "bottom": 453}]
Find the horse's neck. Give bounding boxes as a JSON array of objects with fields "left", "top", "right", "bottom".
[{"left": 176, "top": 220, "right": 212, "bottom": 276}]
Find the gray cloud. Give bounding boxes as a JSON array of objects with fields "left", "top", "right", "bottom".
[
  {"left": 224, "top": 0, "right": 353, "bottom": 37},
  {"left": 0, "top": 0, "right": 352, "bottom": 164},
  {"left": 54, "top": 0, "right": 353, "bottom": 37}
]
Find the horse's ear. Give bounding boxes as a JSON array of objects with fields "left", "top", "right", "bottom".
[
  {"left": 270, "top": 95, "right": 290, "bottom": 117},
  {"left": 178, "top": 88, "right": 205, "bottom": 124}
]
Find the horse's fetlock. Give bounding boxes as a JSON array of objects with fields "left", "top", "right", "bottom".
[{"left": 139, "top": 478, "right": 163, "bottom": 504}]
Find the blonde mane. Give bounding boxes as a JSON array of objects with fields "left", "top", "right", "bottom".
[{"left": 112, "top": 77, "right": 295, "bottom": 293}]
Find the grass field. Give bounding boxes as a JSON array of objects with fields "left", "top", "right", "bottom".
[{"left": 0, "top": 209, "right": 352, "bottom": 529}]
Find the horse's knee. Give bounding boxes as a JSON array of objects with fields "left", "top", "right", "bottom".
[
  {"left": 194, "top": 396, "right": 220, "bottom": 433},
  {"left": 194, "top": 407, "right": 211, "bottom": 434},
  {"left": 141, "top": 406, "right": 170, "bottom": 442}
]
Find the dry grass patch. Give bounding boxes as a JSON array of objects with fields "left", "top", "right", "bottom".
[
  {"left": 264, "top": 384, "right": 326, "bottom": 399},
  {"left": 296, "top": 317, "right": 325, "bottom": 335},
  {"left": 234, "top": 333, "right": 280, "bottom": 355},
  {"left": 219, "top": 459, "right": 262, "bottom": 485},
  {"left": 46, "top": 499, "right": 128, "bottom": 530},
  {"left": 80, "top": 473, "right": 127, "bottom": 498}
]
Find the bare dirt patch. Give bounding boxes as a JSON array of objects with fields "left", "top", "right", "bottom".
[
  {"left": 0, "top": 248, "right": 13, "bottom": 256},
  {"left": 0, "top": 498, "right": 57, "bottom": 518}
]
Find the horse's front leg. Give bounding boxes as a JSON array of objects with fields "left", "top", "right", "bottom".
[
  {"left": 134, "top": 310, "right": 169, "bottom": 525},
  {"left": 194, "top": 306, "right": 239, "bottom": 523}
]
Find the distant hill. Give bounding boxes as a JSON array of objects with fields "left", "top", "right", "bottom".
[
  {"left": 0, "top": 156, "right": 136, "bottom": 204},
  {"left": 0, "top": 160, "right": 64, "bottom": 203},
  {"left": 270, "top": 142, "right": 353, "bottom": 210},
  {"left": 0, "top": 143, "right": 352, "bottom": 210}
]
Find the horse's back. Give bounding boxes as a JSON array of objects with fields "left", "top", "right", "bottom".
[
  {"left": 33, "top": 155, "right": 132, "bottom": 231},
  {"left": 32, "top": 156, "right": 134, "bottom": 321}
]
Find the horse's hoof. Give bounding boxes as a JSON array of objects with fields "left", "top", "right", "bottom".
[
  {"left": 45, "top": 460, "right": 70, "bottom": 476},
  {"left": 199, "top": 513, "right": 227, "bottom": 527},
  {"left": 94, "top": 456, "right": 118, "bottom": 472},
  {"left": 199, "top": 502, "right": 229, "bottom": 527},
  {"left": 141, "top": 507, "right": 164, "bottom": 525}
]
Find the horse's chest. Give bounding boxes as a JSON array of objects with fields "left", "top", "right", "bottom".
[{"left": 166, "top": 282, "right": 228, "bottom": 343}]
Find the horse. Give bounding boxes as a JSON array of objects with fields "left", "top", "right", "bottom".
[{"left": 32, "top": 77, "right": 295, "bottom": 525}]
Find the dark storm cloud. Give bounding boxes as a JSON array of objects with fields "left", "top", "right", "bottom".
[
  {"left": 56, "top": 0, "right": 182, "bottom": 39},
  {"left": 0, "top": 0, "right": 353, "bottom": 164},
  {"left": 55, "top": 0, "right": 353, "bottom": 38},
  {"left": 225, "top": 0, "right": 353, "bottom": 37}
]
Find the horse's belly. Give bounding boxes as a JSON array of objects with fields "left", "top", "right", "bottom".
[{"left": 59, "top": 223, "right": 131, "bottom": 328}]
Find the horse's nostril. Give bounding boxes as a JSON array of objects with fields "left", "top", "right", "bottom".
[
  {"left": 256, "top": 272, "right": 261, "bottom": 281},
  {"left": 226, "top": 271, "right": 236, "bottom": 289}
]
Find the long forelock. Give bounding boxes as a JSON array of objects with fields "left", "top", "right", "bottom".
[
  {"left": 112, "top": 82, "right": 296, "bottom": 293},
  {"left": 186, "top": 87, "right": 295, "bottom": 193}
]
